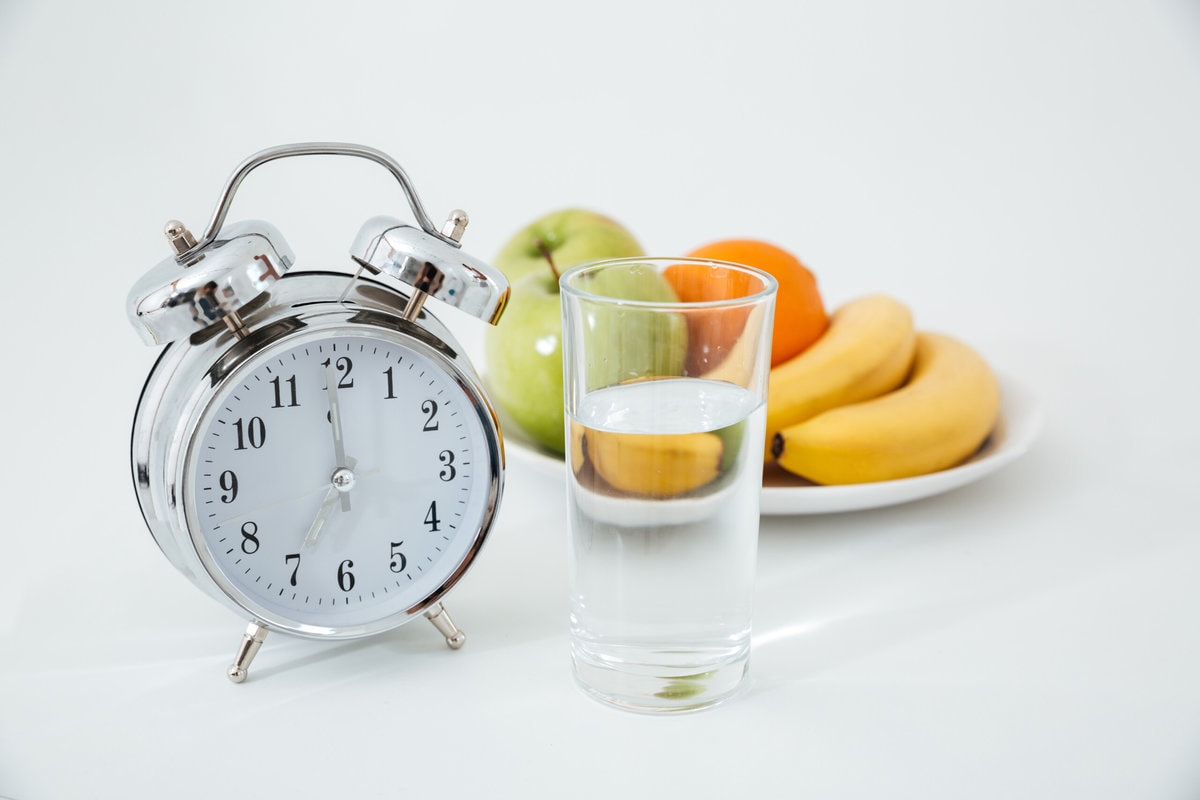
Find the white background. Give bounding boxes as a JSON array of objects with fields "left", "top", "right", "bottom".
[{"left": 2, "top": 1, "right": 1199, "bottom": 797}]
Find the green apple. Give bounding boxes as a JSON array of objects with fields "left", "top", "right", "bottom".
[
  {"left": 487, "top": 263, "right": 688, "bottom": 454},
  {"left": 493, "top": 208, "right": 644, "bottom": 283},
  {"left": 577, "top": 263, "right": 688, "bottom": 391},
  {"left": 485, "top": 269, "right": 566, "bottom": 453},
  {"left": 486, "top": 210, "right": 647, "bottom": 455}
]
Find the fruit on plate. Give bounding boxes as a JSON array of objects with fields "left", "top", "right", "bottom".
[
  {"left": 685, "top": 238, "right": 828, "bottom": 367},
  {"left": 662, "top": 261, "right": 757, "bottom": 375},
  {"left": 771, "top": 331, "right": 1001, "bottom": 484},
  {"left": 485, "top": 211, "right": 666, "bottom": 455},
  {"left": 587, "top": 429, "right": 724, "bottom": 497},
  {"left": 493, "top": 208, "right": 644, "bottom": 284},
  {"left": 574, "top": 262, "right": 687, "bottom": 390},
  {"left": 764, "top": 294, "right": 916, "bottom": 456},
  {"left": 485, "top": 269, "right": 568, "bottom": 453}
]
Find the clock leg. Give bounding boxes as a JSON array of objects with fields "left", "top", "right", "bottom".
[
  {"left": 424, "top": 602, "right": 466, "bottom": 649},
  {"left": 227, "top": 621, "right": 269, "bottom": 683}
]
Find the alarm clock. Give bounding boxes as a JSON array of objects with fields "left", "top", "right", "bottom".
[{"left": 127, "top": 143, "right": 509, "bottom": 682}]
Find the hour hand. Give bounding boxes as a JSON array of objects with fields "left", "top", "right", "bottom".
[
  {"left": 303, "top": 485, "right": 340, "bottom": 548},
  {"left": 303, "top": 457, "right": 357, "bottom": 548}
]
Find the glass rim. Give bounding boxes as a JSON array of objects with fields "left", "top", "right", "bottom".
[{"left": 558, "top": 256, "right": 779, "bottom": 309}]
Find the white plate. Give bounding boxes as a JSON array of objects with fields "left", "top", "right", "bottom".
[{"left": 497, "top": 374, "right": 1042, "bottom": 515}]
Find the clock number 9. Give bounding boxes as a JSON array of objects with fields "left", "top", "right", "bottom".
[{"left": 219, "top": 470, "right": 239, "bottom": 503}]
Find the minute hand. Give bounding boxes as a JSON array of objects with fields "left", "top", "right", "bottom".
[{"left": 326, "top": 361, "right": 352, "bottom": 511}]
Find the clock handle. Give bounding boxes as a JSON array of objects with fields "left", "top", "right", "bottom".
[{"left": 180, "top": 142, "right": 459, "bottom": 262}]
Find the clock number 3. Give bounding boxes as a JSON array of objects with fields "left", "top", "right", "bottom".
[{"left": 438, "top": 450, "right": 456, "bottom": 481}]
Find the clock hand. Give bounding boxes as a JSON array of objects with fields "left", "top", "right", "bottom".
[
  {"left": 303, "top": 485, "right": 340, "bottom": 548},
  {"left": 209, "top": 461, "right": 379, "bottom": 534},
  {"left": 325, "top": 361, "right": 352, "bottom": 512},
  {"left": 303, "top": 456, "right": 358, "bottom": 548}
]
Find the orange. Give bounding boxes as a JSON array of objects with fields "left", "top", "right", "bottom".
[
  {"left": 662, "top": 262, "right": 757, "bottom": 375},
  {"left": 684, "top": 239, "right": 828, "bottom": 367}
]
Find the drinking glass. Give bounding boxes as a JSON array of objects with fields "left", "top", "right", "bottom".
[{"left": 560, "top": 257, "right": 777, "bottom": 712}]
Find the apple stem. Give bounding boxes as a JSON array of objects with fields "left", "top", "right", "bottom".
[{"left": 535, "top": 237, "right": 560, "bottom": 282}]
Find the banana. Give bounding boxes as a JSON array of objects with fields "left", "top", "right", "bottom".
[
  {"left": 587, "top": 429, "right": 724, "bottom": 497},
  {"left": 772, "top": 331, "right": 1000, "bottom": 484},
  {"left": 764, "top": 294, "right": 916, "bottom": 458}
]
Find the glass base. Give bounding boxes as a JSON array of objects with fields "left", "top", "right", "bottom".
[{"left": 571, "top": 640, "right": 750, "bottom": 714}]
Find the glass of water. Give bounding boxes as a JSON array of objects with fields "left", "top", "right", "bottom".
[{"left": 560, "top": 257, "right": 777, "bottom": 713}]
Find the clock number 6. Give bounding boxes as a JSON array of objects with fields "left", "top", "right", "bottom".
[{"left": 337, "top": 559, "right": 356, "bottom": 592}]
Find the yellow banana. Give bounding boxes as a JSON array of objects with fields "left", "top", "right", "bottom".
[
  {"left": 772, "top": 332, "right": 1000, "bottom": 484},
  {"left": 764, "top": 294, "right": 916, "bottom": 458},
  {"left": 587, "top": 429, "right": 724, "bottom": 497}
]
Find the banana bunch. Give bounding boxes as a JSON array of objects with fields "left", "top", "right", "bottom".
[
  {"left": 567, "top": 292, "right": 1001, "bottom": 497},
  {"left": 767, "top": 296, "right": 1000, "bottom": 485}
]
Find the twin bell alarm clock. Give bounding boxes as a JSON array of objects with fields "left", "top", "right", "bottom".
[{"left": 127, "top": 143, "right": 509, "bottom": 682}]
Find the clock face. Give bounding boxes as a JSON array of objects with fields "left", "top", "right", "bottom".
[{"left": 182, "top": 326, "right": 500, "bottom": 636}]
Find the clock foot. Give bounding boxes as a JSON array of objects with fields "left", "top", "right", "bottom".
[
  {"left": 424, "top": 602, "right": 466, "bottom": 649},
  {"left": 227, "top": 622, "right": 269, "bottom": 683}
]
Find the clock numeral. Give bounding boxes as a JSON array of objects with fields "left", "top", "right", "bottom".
[
  {"left": 438, "top": 450, "right": 456, "bottom": 481},
  {"left": 240, "top": 521, "right": 260, "bottom": 554},
  {"left": 233, "top": 416, "right": 267, "bottom": 450},
  {"left": 321, "top": 356, "right": 354, "bottom": 388},
  {"left": 424, "top": 501, "right": 441, "bottom": 532},
  {"left": 219, "top": 470, "right": 239, "bottom": 503},
  {"left": 383, "top": 366, "right": 397, "bottom": 400},
  {"left": 389, "top": 541, "right": 407, "bottom": 573},
  {"left": 270, "top": 375, "right": 300, "bottom": 408},
  {"left": 285, "top": 553, "right": 301, "bottom": 586},
  {"left": 337, "top": 559, "right": 356, "bottom": 592},
  {"left": 422, "top": 399, "right": 439, "bottom": 431}
]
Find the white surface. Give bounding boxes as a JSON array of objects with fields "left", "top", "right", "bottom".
[
  {"left": 2, "top": 1, "right": 1200, "bottom": 798},
  {"left": 506, "top": 374, "right": 1043, "bottom": 515}
]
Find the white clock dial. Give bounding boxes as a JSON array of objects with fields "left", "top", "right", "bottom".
[{"left": 182, "top": 327, "right": 497, "bottom": 636}]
